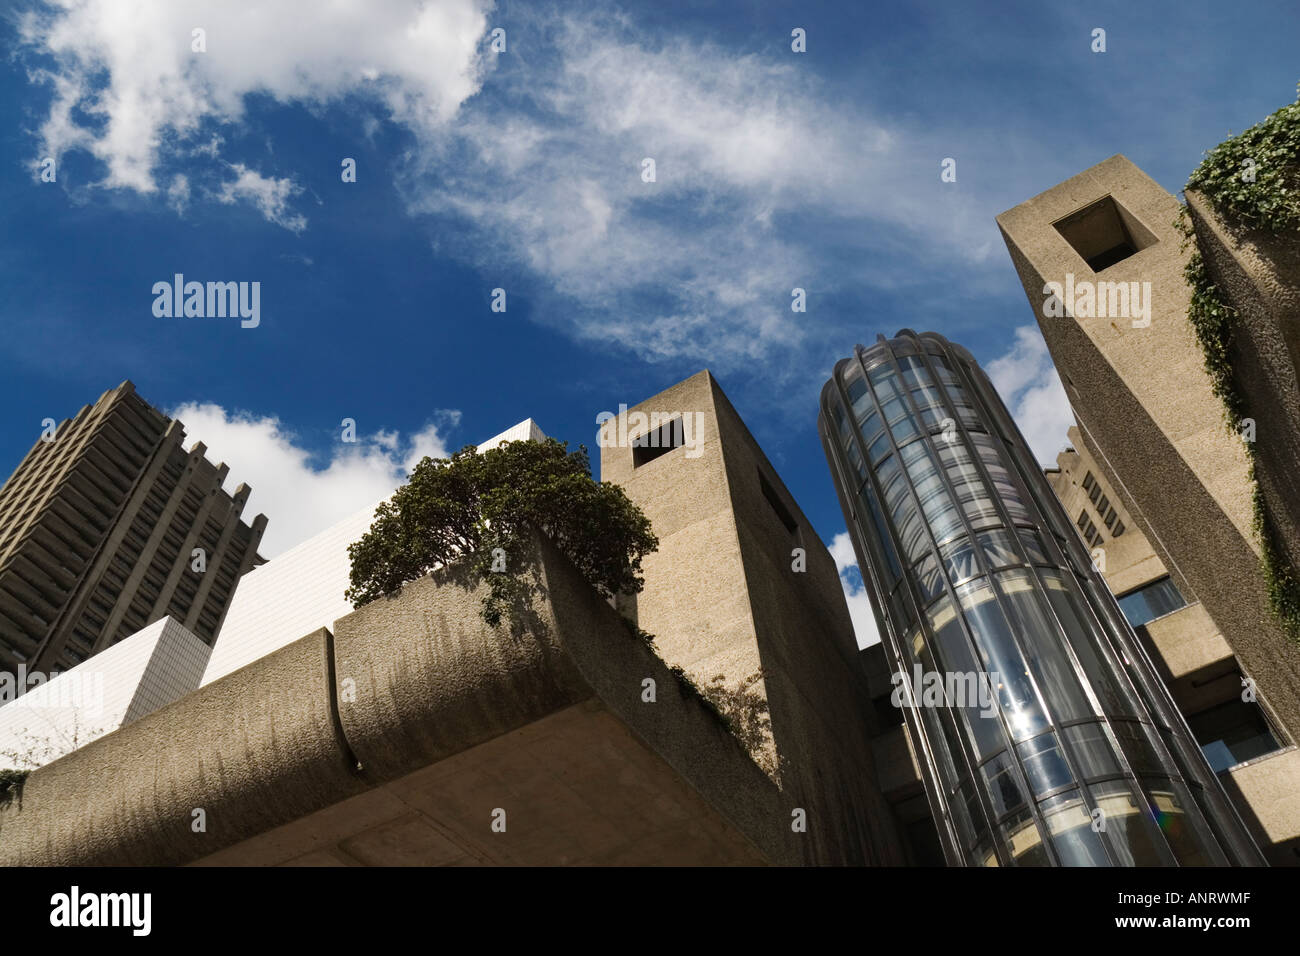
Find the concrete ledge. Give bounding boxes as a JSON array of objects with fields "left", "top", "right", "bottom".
[
  {"left": 333, "top": 549, "right": 593, "bottom": 782},
  {"left": 0, "top": 629, "right": 366, "bottom": 865},
  {"left": 1, "top": 531, "right": 804, "bottom": 865}
]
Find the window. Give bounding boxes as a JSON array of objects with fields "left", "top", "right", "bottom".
[
  {"left": 1187, "top": 697, "right": 1283, "bottom": 772},
  {"left": 1076, "top": 509, "right": 1089, "bottom": 532},
  {"left": 1088, "top": 482, "right": 1101, "bottom": 505},
  {"left": 632, "top": 417, "right": 685, "bottom": 467},
  {"left": 758, "top": 469, "right": 797, "bottom": 535},
  {"left": 1117, "top": 576, "right": 1186, "bottom": 628},
  {"left": 1104, "top": 507, "right": 1117, "bottom": 531},
  {"left": 1052, "top": 195, "right": 1158, "bottom": 272},
  {"left": 1097, "top": 494, "right": 1109, "bottom": 517},
  {"left": 1113, "top": 521, "right": 1125, "bottom": 538},
  {"left": 1082, "top": 471, "right": 1095, "bottom": 492}
]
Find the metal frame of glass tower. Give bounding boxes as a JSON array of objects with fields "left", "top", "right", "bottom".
[{"left": 819, "top": 329, "right": 1264, "bottom": 866}]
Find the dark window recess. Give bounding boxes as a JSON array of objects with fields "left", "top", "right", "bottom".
[
  {"left": 1187, "top": 697, "right": 1283, "bottom": 773},
  {"left": 1082, "top": 471, "right": 1095, "bottom": 492},
  {"left": 1113, "top": 521, "right": 1125, "bottom": 537},
  {"left": 1097, "top": 493, "right": 1109, "bottom": 517},
  {"left": 1077, "top": 509, "right": 1089, "bottom": 532},
  {"left": 873, "top": 692, "right": 905, "bottom": 728},
  {"left": 1104, "top": 507, "right": 1117, "bottom": 531},
  {"left": 759, "top": 469, "right": 798, "bottom": 534},
  {"left": 1088, "top": 482, "right": 1101, "bottom": 505},
  {"left": 1053, "top": 195, "right": 1159, "bottom": 273},
  {"left": 1117, "top": 576, "right": 1186, "bottom": 628},
  {"left": 631, "top": 417, "right": 685, "bottom": 467}
]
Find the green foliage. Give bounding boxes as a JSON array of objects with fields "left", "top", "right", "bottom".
[
  {"left": 1176, "top": 225, "right": 1300, "bottom": 644},
  {"left": 1182, "top": 249, "right": 1249, "bottom": 427},
  {"left": 1252, "top": 468, "right": 1300, "bottom": 641},
  {"left": 345, "top": 438, "right": 658, "bottom": 628},
  {"left": 1184, "top": 82, "right": 1300, "bottom": 232},
  {"left": 0, "top": 769, "right": 28, "bottom": 808}
]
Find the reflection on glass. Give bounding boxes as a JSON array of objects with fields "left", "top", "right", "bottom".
[{"left": 956, "top": 577, "right": 1047, "bottom": 741}]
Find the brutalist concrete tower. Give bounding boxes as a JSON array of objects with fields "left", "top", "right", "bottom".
[
  {"left": 819, "top": 329, "right": 1263, "bottom": 866},
  {"left": 0, "top": 382, "right": 266, "bottom": 673},
  {"left": 600, "top": 370, "right": 907, "bottom": 865},
  {"left": 995, "top": 155, "right": 1300, "bottom": 752}
]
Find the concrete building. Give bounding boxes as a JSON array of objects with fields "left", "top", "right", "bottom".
[
  {"left": 819, "top": 330, "right": 1264, "bottom": 866},
  {"left": 996, "top": 156, "right": 1300, "bottom": 740},
  {"left": 998, "top": 155, "right": 1300, "bottom": 862},
  {"left": 0, "top": 380, "right": 904, "bottom": 866},
  {"left": 0, "top": 382, "right": 266, "bottom": 674},
  {"left": 599, "top": 370, "right": 908, "bottom": 865},
  {"left": 1048, "top": 426, "right": 1300, "bottom": 864}
]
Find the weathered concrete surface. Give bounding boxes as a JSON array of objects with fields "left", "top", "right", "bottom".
[
  {"left": 600, "top": 371, "right": 908, "bottom": 865},
  {"left": 997, "top": 155, "right": 1300, "bottom": 739},
  {"left": 0, "top": 629, "right": 365, "bottom": 865},
  {"left": 1186, "top": 189, "right": 1300, "bottom": 582},
  {"left": 0, "top": 532, "right": 806, "bottom": 866},
  {"left": 194, "top": 701, "right": 769, "bottom": 866}
]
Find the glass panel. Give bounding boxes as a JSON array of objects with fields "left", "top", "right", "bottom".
[
  {"left": 856, "top": 482, "right": 903, "bottom": 584},
  {"left": 1140, "top": 777, "right": 1225, "bottom": 866},
  {"left": 969, "top": 433, "right": 1032, "bottom": 524},
  {"left": 1040, "top": 790, "right": 1111, "bottom": 866},
  {"left": 1117, "top": 577, "right": 1187, "bottom": 628},
  {"left": 860, "top": 409, "right": 881, "bottom": 439},
  {"left": 916, "top": 554, "right": 944, "bottom": 602},
  {"left": 996, "top": 570, "right": 1095, "bottom": 723},
  {"left": 941, "top": 535, "right": 979, "bottom": 583},
  {"left": 1018, "top": 527, "right": 1051, "bottom": 565},
  {"left": 1000, "top": 808, "right": 1050, "bottom": 866},
  {"left": 881, "top": 398, "right": 907, "bottom": 425},
  {"left": 939, "top": 441, "right": 1001, "bottom": 530},
  {"left": 1091, "top": 780, "right": 1172, "bottom": 866},
  {"left": 1017, "top": 733, "right": 1074, "bottom": 797},
  {"left": 868, "top": 430, "right": 893, "bottom": 465},
  {"left": 845, "top": 440, "right": 867, "bottom": 487},
  {"left": 898, "top": 509, "right": 930, "bottom": 563},
  {"left": 980, "top": 751, "right": 1028, "bottom": 818},
  {"left": 846, "top": 371, "right": 872, "bottom": 422},
  {"left": 927, "top": 594, "right": 1006, "bottom": 760},
  {"left": 1040, "top": 571, "right": 1143, "bottom": 718},
  {"left": 976, "top": 529, "right": 1020, "bottom": 569},
  {"left": 1061, "top": 723, "right": 1123, "bottom": 781},
  {"left": 890, "top": 414, "right": 920, "bottom": 444},
  {"left": 899, "top": 355, "right": 931, "bottom": 388},
  {"left": 1111, "top": 721, "right": 1167, "bottom": 775},
  {"left": 956, "top": 577, "right": 1048, "bottom": 741}
]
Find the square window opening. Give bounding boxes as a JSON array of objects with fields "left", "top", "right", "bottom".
[{"left": 1053, "top": 195, "right": 1158, "bottom": 272}]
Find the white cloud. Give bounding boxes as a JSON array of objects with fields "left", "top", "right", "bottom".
[
  {"left": 401, "top": 16, "right": 1003, "bottom": 368},
  {"left": 20, "top": 0, "right": 492, "bottom": 219},
  {"left": 169, "top": 402, "right": 459, "bottom": 558},
  {"left": 986, "top": 325, "right": 1075, "bottom": 466},
  {"left": 21, "top": 3, "right": 1021, "bottom": 369},
  {"left": 828, "top": 532, "right": 881, "bottom": 649},
  {"left": 215, "top": 164, "right": 306, "bottom": 232}
]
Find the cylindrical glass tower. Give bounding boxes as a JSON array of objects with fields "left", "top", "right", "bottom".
[{"left": 819, "top": 330, "right": 1264, "bottom": 867}]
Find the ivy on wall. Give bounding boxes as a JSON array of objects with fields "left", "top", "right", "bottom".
[{"left": 1176, "top": 81, "right": 1300, "bottom": 641}]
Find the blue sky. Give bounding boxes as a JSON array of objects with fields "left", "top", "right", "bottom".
[{"left": 3, "top": 0, "right": 1297, "bottom": 644}]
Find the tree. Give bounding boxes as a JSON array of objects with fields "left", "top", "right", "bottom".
[{"left": 345, "top": 438, "right": 658, "bottom": 627}]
